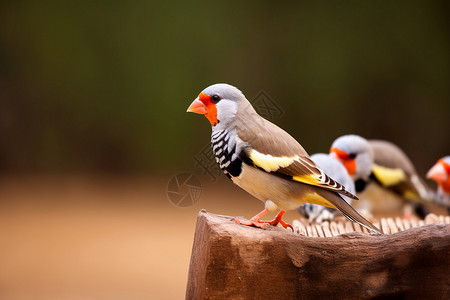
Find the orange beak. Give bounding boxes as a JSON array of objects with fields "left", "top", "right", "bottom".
[
  {"left": 330, "top": 147, "right": 357, "bottom": 176},
  {"left": 187, "top": 98, "right": 207, "bottom": 114},
  {"left": 186, "top": 93, "right": 219, "bottom": 125},
  {"left": 427, "top": 162, "right": 447, "bottom": 182},
  {"left": 428, "top": 160, "right": 450, "bottom": 193}
]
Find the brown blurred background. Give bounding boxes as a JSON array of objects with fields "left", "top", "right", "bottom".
[{"left": 0, "top": 1, "right": 449, "bottom": 299}]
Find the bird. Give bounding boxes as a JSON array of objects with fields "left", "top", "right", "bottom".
[
  {"left": 329, "top": 135, "right": 374, "bottom": 190},
  {"left": 187, "top": 84, "right": 382, "bottom": 234},
  {"left": 426, "top": 156, "right": 450, "bottom": 210},
  {"left": 329, "top": 134, "right": 434, "bottom": 218},
  {"left": 298, "top": 153, "right": 356, "bottom": 223}
]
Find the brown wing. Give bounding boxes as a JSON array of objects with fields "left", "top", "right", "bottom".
[
  {"left": 236, "top": 116, "right": 358, "bottom": 200},
  {"left": 369, "top": 140, "right": 433, "bottom": 201},
  {"left": 236, "top": 113, "right": 308, "bottom": 157}
]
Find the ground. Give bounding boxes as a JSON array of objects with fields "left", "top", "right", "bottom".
[{"left": 0, "top": 175, "right": 285, "bottom": 300}]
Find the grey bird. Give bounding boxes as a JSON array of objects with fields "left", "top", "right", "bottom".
[
  {"left": 330, "top": 134, "right": 435, "bottom": 218},
  {"left": 187, "top": 84, "right": 381, "bottom": 234}
]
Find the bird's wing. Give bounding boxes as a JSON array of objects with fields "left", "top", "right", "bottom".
[
  {"left": 369, "top": 140, "right": 415, "bottom": 175},
  {"left": 368, "top": 140, "right": 434, "bottom": 201},
  {"left": 371, "top": 164, "right": 432, "bottom": 201},
  {"left": 236, "top": 120, "right": 358, "bottom": 200},
  {"left": 246, "top": 149, "right": 358, "bottom": 200},
  {"left": 371, "top": 164, "right": 407, "bottom": 187}
]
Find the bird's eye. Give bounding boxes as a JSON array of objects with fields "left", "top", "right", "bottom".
[
  {"left": 210, "top": 95, "right": 221, "bottom": 104},
  {"left": 349, "top": 153, "right": 357, "bottom": 159}
]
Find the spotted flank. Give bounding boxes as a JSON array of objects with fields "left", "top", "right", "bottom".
[{"left": 211, "top": 130, "right": 242, "bottom": 178}]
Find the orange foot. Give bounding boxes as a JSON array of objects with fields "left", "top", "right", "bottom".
[
  {"left": 232, "top": 209, "right": 293, "bottom": 231},
  {"left": 232, "top": 217, "right": 269, "bottom": 229},
  {"left": 403, "top": 212, "right": 412, "bottom": 220}
]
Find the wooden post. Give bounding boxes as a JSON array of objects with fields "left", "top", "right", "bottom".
[{"left": 186, "top": 210, "right": 450, "bottom": 299}]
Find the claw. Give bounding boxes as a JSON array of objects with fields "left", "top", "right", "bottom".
[
  {"left": 232, "top": 218, "right": 268, "bottom": 229},
  {"left": 231, "top": 209, "right": 292, "bottom": 231},
  {"left": 279, "top": 220, "right": 294, "bottom": 231}
]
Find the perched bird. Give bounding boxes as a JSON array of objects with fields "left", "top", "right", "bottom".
[
  {"left": 427, "top": 156, "right": 450, "bottom": 210},
  {"left": 329, "top": 135, "right": 374, "bottom": 188},
  {"left": 187, "top": 84, "right": 381, "bottom": 234},
  {"left": 298, "top": 153, "right": 356, "bottom": 223},
  {"left": 330, "top": 134, "right": 434, "bottom": 218}
]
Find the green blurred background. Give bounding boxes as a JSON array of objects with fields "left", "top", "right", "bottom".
[
  {"left": 1, "top": 0, "right": 449, "bottom": 175},
  {"left": 0, "top": 1, "right": 449, "bottom": 299}
]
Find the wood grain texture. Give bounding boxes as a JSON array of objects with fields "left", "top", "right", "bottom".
[{"left": 186, "top": 210, "right": 450, "bottom": 300}]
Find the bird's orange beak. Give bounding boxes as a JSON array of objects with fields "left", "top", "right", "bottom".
[
  {"left": 186, "top": 92, "right": 219, "bottom": 125},
  {"left": 427, "top": 159, "right": 450, "bottom": 193},
  {"left": 427, "top": 161, "right": 448, "bottom": 182},
  {"left": 187, "top": 98, "right": 207, "bottom": 114},
  {"left": 330, "top": 147, "right": 357, "bottom": 176}
]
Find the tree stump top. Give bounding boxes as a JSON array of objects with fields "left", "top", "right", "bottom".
[{"left": 186, "top": 210, "right": 450, "bottom": 299}]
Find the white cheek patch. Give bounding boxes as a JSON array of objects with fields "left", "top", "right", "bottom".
[
  {"left": 216, "top": 101, "right": 237, "bottom": 125},
  {"left": 355, "top": 153, "right": 373, "bottom": 180}
]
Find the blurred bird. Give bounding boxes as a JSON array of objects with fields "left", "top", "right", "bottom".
[
  {"left": 187, "top": 84, "right": 381, "bottom": 234},
  {"left": 329, "top": 135, "right": 374, "bottom": 188},
  {"left": 298, "top": 153, "right": 356, "bottom": 223},
  {"left": 427, "top": 156, "right": 450, "bottom": 210},
  {"left": 330, "top": 135, "right": 434, "bottom": 218}
]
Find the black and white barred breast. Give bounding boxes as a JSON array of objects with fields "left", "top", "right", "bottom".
[{"left": 211, "top": 130, "right": 242, "bottom": 178}]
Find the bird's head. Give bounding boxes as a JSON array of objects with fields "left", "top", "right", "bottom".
[
  {"left": 427, "top": 156, "right": 450, "bottom": 193},
  {"left": 329, "top": 134, "right": 373, "bottom": 180},
  {"left": 187, "top": 83, "right": 247, "bottom": 127}
]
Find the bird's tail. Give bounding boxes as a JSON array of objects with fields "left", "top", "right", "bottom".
[{"left": 327, "top": 192, "right": 383, "bottom": 234}]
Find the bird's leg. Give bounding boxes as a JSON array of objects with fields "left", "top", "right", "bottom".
[
  {"left": 232, "top": 209, "right": 293, "bottom": 230},
  {"left": 264, "top": 210, "right": 293, "bottom": 231},
  {"left": 402, "top": 204, "right": 413, "bottom": 220},
  {"left": 232, "top": 208, "right": 270, "bottom": 228}
]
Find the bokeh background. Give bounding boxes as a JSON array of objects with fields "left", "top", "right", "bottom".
[{"left": 1, "top": 1, "right": 449, "bottom": 299}]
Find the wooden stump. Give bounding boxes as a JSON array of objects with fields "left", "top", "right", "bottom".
[{"left": 186, "top": 210, "right": 450, "bottom": 300}]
